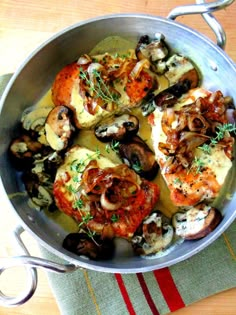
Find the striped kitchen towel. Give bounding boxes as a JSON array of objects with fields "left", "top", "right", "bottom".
[{"left": 40, "top": 220, "right": 236, "bottom": 315}]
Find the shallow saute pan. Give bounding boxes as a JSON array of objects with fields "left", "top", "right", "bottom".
[{"left": 0, "top": 0, "right": 236, "bottom": 307}]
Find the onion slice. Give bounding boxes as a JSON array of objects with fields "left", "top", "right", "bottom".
[{"left": 100, "top": 191, "right": 122, "bottom": 211}]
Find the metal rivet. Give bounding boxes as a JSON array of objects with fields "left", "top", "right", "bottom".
[{"left": 209, "top": 61, "right": 218, "bottom": 71}]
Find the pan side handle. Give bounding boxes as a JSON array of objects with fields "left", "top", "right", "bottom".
[
  {"left": 167, "top": 0, "right": 234, "bottom": 49},
  {"left": 0, "top": 225, "right": 78, "bottom": 307}
]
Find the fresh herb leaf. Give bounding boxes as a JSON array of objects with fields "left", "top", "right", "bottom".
[
  {"left": 73, "top": 198, "right": 84, "bottom": 209},
  {"left": 106, "top": 140, "right": 120, "bottom": 154},
  {"left": 78, "top": 213, "right": 93, "bottom": 228},
  {"left": 105, "top": 144, "right": 111, "bottom": 154},
  {"left": 214, "top": 123, "right": 236, "bottom": 142},
  {"left": 173, "top": 177, "right": 182, "bottom": 185},
  {"left": 192, "top": 157, "right": 205, "bottom": 174},
  {"left": 132, "top": 161, "right": 142, "bottom": 173},
  {"left": 199, "top": 143, "right": 212, "bottom": 154},
  {"left": 66, "top": 184, "right": 78, "bottom": 193},
  {"left": 198, "top": 123, "right": 236, "bottom": 154},
  {"left": 79, "top": 68, "right": 121, "bottom": 105},
  {"left": 111, "top": 214, "right": 120, "bottom": 223},
  {"left": 70, "top": 159, "right": 85, "bottom": 173}
]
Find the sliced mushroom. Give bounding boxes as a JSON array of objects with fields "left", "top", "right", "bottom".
[
  {"left": 141, "top": 79, "right": 192, "bottom": 116},
  {"left": 22, "top": 170, "right": 54, "bottom": 211},
  {"left": 164, "top": 54, "right": 199, "bottom": 89},
  {"left": 94, "top": 114, "right": 139, "bottom": 142},
  {"left": 22, "top": 150, "right": 63, "bottom": 211},
  {"left": 45, "top": 105, "right": 75, "bottom": 151},
  {"left": 118, "top": 135, "right": 159, "bottom": 180},
  {"left": 21, "top": 105, "right": 54, "bottom": 132},
  {"left": 9, "top": 134, "right": 45, "bottom": 169},
  {"left": 154, "top": 79, "right": 192, "bottom": 108},
  {"left": 43, "top": 151, "right": 64, "bottom": 179},
  {"left": 135, "top": 34, "right": 169, "bottom": 63},
  {"left": 172, "top": 204, "right": 222, "bottom": 240},
  {"left": 132, "top": 212, "right": 174, "bottom": 256},
  {"left": 62, "top": 232, "right": 115, "bottom": 260}
]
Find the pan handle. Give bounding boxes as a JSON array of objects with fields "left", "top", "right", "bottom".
[
  {"left": 167, "top": 0, "right": 234, "bottom": 49},
  {"left": 0, "top": 225, "right": 78, "bottom": 307}
]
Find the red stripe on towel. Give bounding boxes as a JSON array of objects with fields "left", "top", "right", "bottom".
[
  {"left": 136, "top": 273, "right": 160, "bottom": 315},
  {"left": 153, "top": 268, "right": 185, "bottom": 311},
  {"left": 115, "top": 274, "right": 136, "bottom": 315}
]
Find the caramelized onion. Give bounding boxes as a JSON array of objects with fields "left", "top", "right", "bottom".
[
  {"left": 87, "top": 63, "right": 105, "bottom": 87},
  {"left": 81, "top": 162, "right": 142, "bottom": 210},
  {"left": 179, "top": 131, "right": 209, "bottom": 145},
  {"left": 77, "top": 54, "right": 92, "bottom": 65},
  {"left": 112, "top": 60, "right": 131, "bottom": 78},
  {"left": 187, "top": 114, "right": 209, "bottom": 133},
  {"left": 130, "top": 59, "right": 150, "bottom": 79},
  {"left": 100, "top": 191, "right": 122, "bottom": 211}
]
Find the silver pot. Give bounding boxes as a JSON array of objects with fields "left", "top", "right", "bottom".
[{"left": 0, "top": 0, "right": 236, "bottom": 307}]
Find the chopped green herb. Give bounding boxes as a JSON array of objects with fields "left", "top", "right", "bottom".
[
  {"left": 67, "top": 184, "right": 78, "bottom": 193},
  {"left": 132, "top": 161, "right": 142, "bottom": 173},
  {"left": 173, "top": 177, "right": 182, "bottom": 185},
  {"left": 192, "top": 157, "right": 205, "bottom": 174},
  {"left": 215, "top": 123, "right": 236, "bottom": 140},
  {"left": 70, "top": 159, "right": 85, "bottom": 173},
  {"left": 72, "top": 175, "right": 81, "bottom": 183},
  {"left": 111, "top": 214, "right": 120, "bottom": 223},
  {"left": 198, "top": 123, "right": 236, "bottom": 154},
  {"left": 73, "top": 198, "right": 84, "bottom": 210},
  {"left": 199, "top": 143, "right": 212, "bottom": 154},
  {"left": 106, "top": 140, "right": 120, "bottom": 154}
]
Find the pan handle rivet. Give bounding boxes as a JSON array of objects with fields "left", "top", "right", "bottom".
[{"left": 209, "top": 61, "right": 218, "bottom": 71}]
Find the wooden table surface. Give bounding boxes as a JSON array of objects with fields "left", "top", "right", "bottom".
[{"left": 0, "top": 0, "right": 236, "bottom": 314}]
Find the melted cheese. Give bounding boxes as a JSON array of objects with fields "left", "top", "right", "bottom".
[
  {"left": 45, "top": 123, "right": 65, "bottom": 151},
  {"left": 174, "top": 208, "right": 208, "bottom": 237},
  {"left": 70, "top": 86, "right": 112, "bottom": 128},
  {"left": 56, "top": 146, "right": 116, "bottom": 188},
  {"left": 195, "top": 147, "right": 232, "bottom": 186}
]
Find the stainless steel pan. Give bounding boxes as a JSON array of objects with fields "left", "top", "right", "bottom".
[{"left": 0, "top": 0, "right": 236, "bottom": 307}]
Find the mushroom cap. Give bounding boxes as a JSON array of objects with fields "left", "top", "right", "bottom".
[
  {"left": 94, "top": 114, "right": 139, "bottom": 142},
  {"left": 62, "top": 232, "right": 115, "bottom": 260},
  {"left": 132, "top": 212, "right": 174, "bottom": 256},
  {"left": 118, "top": 135, "right": 159, "bottom": 180},
  {"left": 45, "top": 105, "right": 74, "bottom": 151},
  {"left": 172, "top": 204, "right": 222, "bottom": 240}
]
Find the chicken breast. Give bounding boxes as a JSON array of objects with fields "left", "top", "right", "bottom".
[
  {"left": 51, "top": 52, "right": 155, "bottom": 129},
  {"left": 53, "top": 145, "right": 160, "bottom": 238},
  {"left": 149, "top": 88, "right": 234, "bottom": 207}
]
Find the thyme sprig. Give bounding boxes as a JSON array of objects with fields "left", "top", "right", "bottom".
[
  {"left": 78, "top": 213, "right": 94, "bottom": 228},
  {"left": 79, "top": 68, "right": 121, "bottom": 105},
  {"left": 214, "top": 123, "right": 236, "bottom": 142},
  {"left": 111, "top": 213, "right": 120, "bottom": 223},
  {"left": 199, "top": 123, "right": 236, "bottom": 154},
  {"left": 105, "top": 140, "right": 120, "bottom": 154},
  {"left": 132, "top": 160, "right": 142, "bottom": 173},
  {"left": 189, "top": 157, "right": 205, "bottom": 174},
  {"left": 65, "top": 149, "right": 102, "bottom": 240},
  {"left": 70, "top": 148, "right": 101, "bottom": 174}
]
